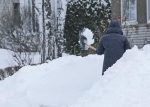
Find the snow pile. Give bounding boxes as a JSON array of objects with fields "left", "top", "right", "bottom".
[
  {"left": 0, "top": 49, "right": 16, "bottom": 69},
  {"left": 71, "top": 45, "right": 150, "bottom": 107},
  {"left": 0, "top": 55, "right": 102, "bottom": 107},
  {"left": 0, "top": 48, "right": 41, "bottom": 68},
  {"left": 0, "top": 45, "right": 150, "bottom": 107}
]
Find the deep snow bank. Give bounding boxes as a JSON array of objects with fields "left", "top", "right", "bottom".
[
  {"left": 0, "top": 45, "right": 150, "bottom": 107},
  {"left": 0, "top": 55, "right": 103, "bottom": 107},
  {"left": 71, "top": 45, "right": 150, "bottom": 107}
]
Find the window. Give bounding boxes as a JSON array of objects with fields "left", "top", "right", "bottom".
[
  {"left": 147, "top": 0, "right": 150, "bottom": 23},
  {"left": 13, "top": 3, "right": 20, "bottom": 12},
  {"left": 121, "top": 0, "right": 137, "bottom": 24},
  {"left": 13, "top": 3, "right": 21, "bottom": 26}
]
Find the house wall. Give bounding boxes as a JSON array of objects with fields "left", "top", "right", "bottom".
[
  {"left": 0, "top": 0, "right": 20, "bottom": 18},
  {"left": 0, "top": 0, "right": 37, "bottom": 35},
  {"left": 124, "top": 25, "right": 150, "bottom": 48},
  {"left": 0, "top": 0, "right": 12, "bottom": 17},
  {"left": 111, "top": 0, "right": 150, "bottom": 48},
  {"left": 13, "top": 0, "right": 19, "bottom": 2}
]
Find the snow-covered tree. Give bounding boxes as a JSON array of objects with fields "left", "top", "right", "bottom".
[
  {"left": 41, "top": 0, "right": 66, "bottom": 62},
  {"left": 64, "top": 0, "right": 111, "bottom": 55}
]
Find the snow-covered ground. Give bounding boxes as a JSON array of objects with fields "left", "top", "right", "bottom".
[
  {"left": 0, "top": 54, "right": 101, "bottom": 107},
  {"left": 0, "top": 49, "right": 16, "bottom": 69},
  {"left": 0, "top": 49, "right": 41, "bottom": 68},
  {"left": 0, "top": 45, "right": 150, "bottom": 107}
]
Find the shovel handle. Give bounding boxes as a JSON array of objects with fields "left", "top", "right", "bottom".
[{"left": 86, "top": 44, "right": 96, "bottom": 51}]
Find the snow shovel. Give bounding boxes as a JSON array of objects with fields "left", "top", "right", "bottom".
[{"left": 79, "top": 35, "right": 96, "bottom": 51}]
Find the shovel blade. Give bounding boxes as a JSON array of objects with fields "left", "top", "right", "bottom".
[{"left": 80, "top": 35, "right": 88, "bottom": 50}]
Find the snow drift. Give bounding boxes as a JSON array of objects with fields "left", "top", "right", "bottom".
[
  {"left": 0, "top": 54, "right": 102, "bottom": 107},
  {"left": 0, "top": 49, "right": 16, "bottom": 69},
  {"left": 0, "top": 45, "right": 150, "bottom": 107},
  {"left": 71, "top": 45, "right": 150, "bottom": 107}
]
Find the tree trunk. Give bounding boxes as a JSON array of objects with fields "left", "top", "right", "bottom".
[{"left": 41, "top": 0, "right": 46, "bottom": 63}]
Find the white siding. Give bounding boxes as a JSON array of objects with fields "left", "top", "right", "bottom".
[{"left": 123, "top": 26, "right": 150, "bottom": 48}]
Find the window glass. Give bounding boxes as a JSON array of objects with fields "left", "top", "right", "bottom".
[{"left": 122, "top": 0, "right": 136, "bottom": 21}]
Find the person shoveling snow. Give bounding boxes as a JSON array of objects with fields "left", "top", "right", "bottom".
[{"left": 80, "top": 19, "right": 131, "bottom": 76}]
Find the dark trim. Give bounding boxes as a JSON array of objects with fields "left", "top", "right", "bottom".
[
  {"left": 111, "top": 0, "right": 121, "bottom": 19},
  {"left": 137, "top": 0, "right": 147, "bottom": 24}
]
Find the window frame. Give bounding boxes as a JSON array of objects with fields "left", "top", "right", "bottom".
[
  {"left": 147, "top": 0, "right": 150, "bottom": 23},
  {"left": 121, "top": 0, "right": 138, "bottom": 25}
]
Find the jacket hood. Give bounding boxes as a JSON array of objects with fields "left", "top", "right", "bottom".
[{"left": 106, "top": 20, "right": 123, "bottom": 35}]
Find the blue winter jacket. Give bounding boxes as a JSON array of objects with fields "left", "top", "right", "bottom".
[{"left": 96, "top": 20, "right": 131, "bottom": 75}]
